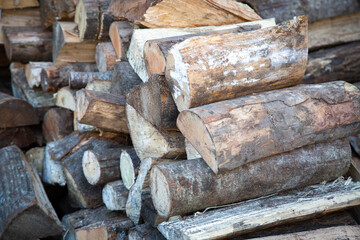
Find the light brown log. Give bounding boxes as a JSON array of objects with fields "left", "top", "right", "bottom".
[
  {"left": 109, "top": 21, "right": 136, "bottom": 59},
  {"left": 3, "top": 27, "right": 52, "bottom": 62},
  {"left": 166, "top": 16, "right": 308, "bottom": 111},
  {"left": 110, "top": 62, "right": 142, "bottom": 96},
  {"left": 95, "top": 42, "right": 117, "bottom": 72},
  {"left": 39, "top": 0, "right": 78, "bottom": 29},
  {"left": 86, "top": 79, "right": 112, "bottom": 93},
  {"left": 69, "top": 71, "right": 112, "bottom": 89},
  {"left": 55, "top": 87, "right": 76, "bottom": 111},
  {"left": 52, "top": 21, "right": 97, "bottom": 66},
  {"left": 82, "top": 148, "right": 125, "bottom": 185},
  {"left": 120, "top": 148, "right": 141, "bottom": 190},
  {"left": 128, "top": 224, "right": 166, "bottom": 240},
  {"left": 126, "top": 104, "right": 185, "bottom": 160},
  {"left": 42, "top": 107, "right": 74, "bottom": 143},
  {"left": 0, "top": 92, "right": 39, "bottom": 128},
  {"left": 0, "top": 0, "right": 39, "bottom": 9},
  {"left": 25, "top": 147, "right": 45, "bottom": 178},
  {"left": 0, "top": 127, "right": 37, "bottom": 149},
  {"left": 151, "top": 139, "right": 351, "bottom": 218},
  {"left": 178, "top": 81, "right": 360, "bottom": 173},
  {"left": 76, "top": 89, "right": 129, "bottom": 133},
  {"left": 158, "top": 180, "right": 360, "bottom": 240},
  {"left": 303, "top": 41, "right": 360, "bottom": 84},
  {"left": 102, "top": 180, "right": 129, "bottom": 211},
  {"left": 144, "top": 18, "right": 275, "bottom": 76},
  {"left": 25, "top": 62, "right": 53, "bottom": 88},
  {"left": 141, "top": 198, "right": 168, "bottom": 227},
  {"left": 0, "top": 145, "right": 62, "bottom": 240}
]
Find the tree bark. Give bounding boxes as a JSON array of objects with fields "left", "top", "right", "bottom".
[
  {"left": 120, "top": 148, "right": 141, "bottom": 190},
  {"left": 178, "top": 81, "right": 360, "bottom": 173},
  {"left": 69, "top": 71, "right": 112, "bottom": 89},
  {"left": 75, "top": 0, "right": 99, "bottom": 40},
  {"left": 109, "top": 21, "right": 136, "bottom": 60},
  {"left": 25, "top": 62, "right": 53, "bottom": 88},
  {"left": 55, "top": 87, "right": 76, "bottom": 111},
  {"left": 39, "top": 0, "right": 78, "bottom": 29},
  {"left": 102, "top": 180, "right": 129, "bottom": 211},
  {"left": 110, "top": 62, "right": 142, "bottom": 96},
  {"left": 95, "top": 42, "right": 117, "bottom": 72},
  {"left": 166, "top": 16, "right": 308, "bottom": 111},
  {"left": 42, "top": 107, "right": 74, "bottom": 143},
  {"left": 0, "top": 145, "right": 62, "bottom": 240}
]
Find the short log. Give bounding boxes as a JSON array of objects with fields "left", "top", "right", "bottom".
[
  {"left": 69, "top": 71, "right": 112, "bottom": 89},
  {"left": 120, "top": 148, "right": 141, "bottom": 190},
  {"left": 102, "top": 180, "right": 129, "bottom": 211},
  {"left": 42, "top": 107, "right": 73, "bottom": 143},
  {"left": 95, "top": 42, "right": 117, "bottom": 72}
]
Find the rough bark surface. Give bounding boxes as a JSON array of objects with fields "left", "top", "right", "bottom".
[
  {"left": 110, "top": 62, "right": 142, "bottom": 96},
  {"left": 95, "top": 42, "right": 117, "bottom": 72},
  {"left": 128, "top": 224, "right": 166, "bottom": 240},
  {"left": 69, "top": 71, "right": 112, "bottom": 89},
  {"left": 0, "top": 0, "right": 39, "bottom": 9}
]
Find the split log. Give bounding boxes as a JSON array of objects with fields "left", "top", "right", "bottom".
[
  {"left": 82, "top": 147, "right": 125, "bottom": 185},
  {"left": 242, "top": 0, "right": 360, "bottom": 23},
  {"left": 0, "top": 0, "right": 39, "bottom": 9},
  {"left": 120, "top": 148, "right": 141, "bottom": 190},
  {"left": 178, "top": 81, "right": 360, "bottom": 173},
  {"left": 3, "top": 27, "right": 52, "bottom": 62},
  {"left": 303, "top": 41, "right": 360, "bottom": 84},
  {"left": 0, "top": 145, "right": 62, "bottom": 240},
  {"left": 55, "top": 87, "right": 76, "bottom": 111},
  {"left": 25, "top": 62, "right": 53, "bottom": 88},
  {"left": 76, "top": 89, "right": 129, "bottom": 133},
  {"left": 69, "top": 71, "right": 112, "bottom": 89},
  {"left": 40, "top": 0, "right": 78, "bottom": 29},
  {"left": 144, "top": 18, "right": 275, "bottom": 76},
  {"left": 166, "top": 16, "right": 308, "bottom": 111},
  {"left": 42, "top": 108, "right": 74, "bottom": 143},
  {"left": 0, "top": 127, "right": 37, "bottom": 149},
  {"left": 158, "top": 179, "right": 360, "bottom": 240},
  {"left": 184, "top": 138, "right": 201, "bottom": 160},
  {"left": 0, "top": 92, "right": 39, "bottom": 128},
  {"left": 109, "top": 21, "right": 136, "bottom": 60},
  {"left": 96, "top": 42, "right": 117, "bottom": 72},
  {"left": 126, "top": 74, "right": 178, "bottom": 130},
  {"left": 128, "top": 224, "right": 166, "bottom": 240},
  {"left": 25, "top": 147, "right": 45, "bottom": 178},
  {"left": 52, "top": 21, "right": 97, "bottom": 66},
  {"left": 102, "top": 180, "right": 129, "bottom": 211},
  {"left": 86, "top": 79, "right": 112, "bottom": 92},
  {"left": 110, "top": 62, "right": 142, "bottom": 96},
  {"left": 141, "top": 198, "right": 168, "bottom": 227},
  {"left": 151, "top": 139, "right": 351, "bottom": 218},
  {"left": 126, "top": 104, "right": 185, "bottom": 159}
]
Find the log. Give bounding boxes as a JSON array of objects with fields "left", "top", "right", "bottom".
[
  {"left": 52, "top": 21, "right": 97, "bottom": 66},
  {"left": 40, "top": 0, "right": 78, "bottom": 29},
  {"left": 120, "top": 148, "right": 141, "bottom": 190},
  {"left": 86, "top": 79, "right": 112, "bottom": 92},
  {"left": 74, "top": 111, "right": 97, "bottom": 132},
  {"left": 0, "top": 0, "right": 39, "bottom": 9},
  {"left": 76, "top": 89, "right": 129, "bottom": 133},
  {"left": 0, "top": 145, "right": 62, "bottom": 240},
  {"left": 242, "top": 0, "right": 360, "bottom": 23},
  {"left": 184, "top": 138, "right": 201, "bottom": 160},
  {"left": 55, "top": 87, "right": 76, "bottom": 111},
  {"left": 69, "top": 71, "right": 112, "bottom": 89},
  {"left": 109, "top": 21, "right": 136, "bottom": 60},
  {"left": 166, "top": 16, "right": 308, "bottom": 111},
  {"left": 25, "top": 147, "right": 45, "bottom": 178},
  {"left": 0, "top": 92, "right": 39, "bottom": 128},
  {"left": 42, "top": 107, "right": 74, "bottom": 143},
  {"left": 128, "top": 224, "right": 166, "bottom": 240},
  {"left": 151, "top": 139, "right": 351, "bottom": 218},
  {"left": 97, "top": 0, "right": 115, "bottom": 40},
  {"left": 141, "top": 198, "right": 168, "bottom": 227},
  {"left": 158, "top": 180, "right": 360, "bottom": 240},
  {"left": 110, "top": 62, "right": 142, "bottom": 96},
  {"left": 82, "top": 147, "right": 125, "bottom": 185},
  {"left": 0, "top": 127, "right": 37, "bottom": 149},
  {"left": 349, "top": 156, "right": 360, "bottom": 182},
  {"left": 126, "top": 104, "right": 185, "bottom": 159},
  {"left": 303, "top": 41, "right": 360, "bottom": 84},
  {"left": 144, "top": 18, "right": 275, "bottom": 76},
  {"left": 25, "top": 62, "right": 53, "bottom": 88},
  {"left": 178, "top": 81, "right": 360, "bottom": 173},
  {"left": 96, "top": 42, "right": 117, "bottom": 72},
  {"left": 102, "top": 180, "right": 129, "bottom": 211}
]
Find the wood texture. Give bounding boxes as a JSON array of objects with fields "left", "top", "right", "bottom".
[
  {"left": 110, "top": 62, "right": 142, "bottom": 96},
  {"left": 0, "top": 127, "right": 37, "bottom": 149},
  {"left": 69, "top": 71, "right": 112, "bottom": 89},
  {"left": 42, "top": 107, "right": 74, "bottom": 143},
  {"left": 75, "top": 0, "right": 99, "bottom": 40},
  {"left": 0, "top": 0, "right": 39, "bottom": 9},
  {"left": 95, "top": 42, "right": 117, "bottom": 72},
  {"left": 185, "top": 138, "right": 201, "bottom": 160},
  {"left": 141, "top": 198, "right": 168, "bottom": 227},
  {"left": 120, "top": 148, "right": 141, "bottom": 190},
  {"left": 303, "top": 41, "right": 360, "bottom": 84},
  {"left": 109, "top": 21, "right": 136, "bottom": 59},
  {"left": 40, "top": 0, "right": 78, "bottom": 29},
  {"left": 102, "top": 180, "right": 129, "bottom": 211},
  {"left": 177, "top": 81, "right": 360, "bottom": 173},
  {"left": 158, "top": 180, "right": 360, "bottom": 240},
  {"left": 55, "top": 87, "right": 76, "bottom": 111},
  {"left": 25, "top": 62, "right": 53, "bottom": 88},
  {"left": 128, "top": 224, "right": 166, "bottom": 240},
  {"left": 0, "top": 145, "right": 62, "bottom": 240},
  {"left": 166, "top": 16, "right": 308, "bottom": 111},
  {"left": 25, "top": 147, "right": 45, "bottom": 178}
]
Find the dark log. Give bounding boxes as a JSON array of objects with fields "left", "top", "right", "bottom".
[
  {"left": 0, "top": 127, "right": 37, "bottom": 149},
  {"left": 110, "top": 62, "right": 142, "bottom": 96},
  {"left": 69, "top": 71, "right": 112, "bottom": 89},
  {"left": 141, "top": 198, "right": 168, "bottom": 227},
  {"left": 42, "top": 107, "right": 73, "bottom": 143},
  {"left": 128, "top": 224, "right": 166, "bottom": 240},
  {"left": 40, "top": 0, "right": 78, "bottom": 29},
  {"left": 109, "top": 21, "right": 136, "bottom": 60},
  {"left": 102, "top": 180, "right": 129, "bottom": 211},
  {"left": 0, "top": 145, "right": 62, "bottom": 240},
  {"left": 86, "top": 78, "right": 113, "bottom": 92},
  {"left": 95, "top": 42, "right": 117, "bottom": 72},
  {"left": 120, "top": 148, "right": 141, "bottom": 190}
]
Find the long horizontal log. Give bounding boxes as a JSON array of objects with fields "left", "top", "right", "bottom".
[
  {"left": 0, "top": 127, "right": 37, "bottom": 149},
  {"left": 177, "top": 81, "right": 360, "bottom": 173},
  {"left": 0, "top": 0, "right": 39, "bottom": 9},
  {"left": 55, "top": 87, "right": 76, "bottom": 111},
  {"left": 120, "top": 148, "right": 141, "bottom": 190}
]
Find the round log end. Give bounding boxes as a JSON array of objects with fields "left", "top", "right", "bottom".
[
  {"left": 150, "top": 166, "right": 171, "bottom": 218},
  {"left": 144, "top": 41, "right": 166, "bottom": 77},
  {"left": 120, "top": 150, "right": 136, "bottom": 190},
  {"left": 82, "top": 150, "right": 101, "bottom": 185}
]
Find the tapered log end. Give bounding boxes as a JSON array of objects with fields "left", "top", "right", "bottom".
[
  {"left": 150, "top": 166, "right": 171, "bottom": 218},
  {"left": 144, "top": 41, "right": 166, "bottom": 77},
  {"left": 82, "top": 150, "right": 101, "bottom": 185},
  {"left": 120, "top": 151, "right": 136, "bottom": 190}
]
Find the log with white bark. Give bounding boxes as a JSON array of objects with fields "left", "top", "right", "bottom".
[
  {"left": 55, "top": 87, "right": 76, "bottom": 111},
  {"left": 109, "top": 21, "right": 136, "bottom": 60},
  {"left": 120, "top": 148, "right": 141, "bottom": 190},
  {"left": 73, "top": 111, "right": 97, "bottom": 132},
  {"left": 96, "top": 42, "right": 117, "bottom": 72},
  {"left": 40, "top": 0, "right": 78, "bottom": 29},
  {"left": 158, "top": 179, "right": 360, "bottom": 240},
  {"left": 25, "top": 62, "right": 53, "bottom": 88},
  {"left": 69, "top": 71, "right": 112, "bottom": 89},
  {"left": 25, "top": 147, "right": 45, "bottom": 178},
  {"left": 177, "top": 81, "right": 360, "bottom": 173},
  {"left": 0, "top": 127, "right": 37, "bottom": 149},
  {"left": 102, "top": 180, "right": 129, "bottom": 211},
  {"left": 166, "top": 16, "right": 308, "bottom": 111},
  {"left": 42, "top": 107, "right": 73, "bottom": 143},
  {"left": 110, "top": 62, "right": 142, "bottom": 96}
]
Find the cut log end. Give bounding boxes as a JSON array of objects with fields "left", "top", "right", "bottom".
[
  {"left": 120, "top": 151, "right": 136, "bottom": 190},
  {"left": 150, "top": 166, "right": 171, "bottom": 218},
  {"left": 82, "top": 150, "right": 101, "bottom": 186},
  {"left": 75, "top": 0, "right": 86, "bottom": 40},
  {"left": 144, "top": 41, "right": 166, "bottom": 77},
  {"left": 102, "top": 180, "right": 128, "bottom": 211}
]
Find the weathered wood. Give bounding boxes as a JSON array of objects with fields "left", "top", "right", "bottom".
[
  {"left": 109, "top": 21, "right": 136, "bottom": 59},
  {"left": 178, "top": 81, "right": 360, "bottom": 173},
  {"left": 141, "top": 198, "right": 168, "bottom": 227},
  {"left": 185, "top": 138, "right": 201, "bottom": 160},
  {"left": 25, "top": 147, "right": 45, "bottom": 178},
  {"left": 3, "top": 27, "right": 52, "bottom": 62},
  {"left": 42, "top": 107, "right": 73, "bottom": 143},
  {"left": 74, "top": 0, "right": 99, "bottom": 40},
  {"left": 0, "top": 92, "right": 39, "bottom": 128},
  {"left": 52, "top": 21, "right": 97, "bottom": 66},
  {"left": 166, "top": 16, "right": 308, "bottom": 111},
  {"left": 0, "top": 145, "right": 62, "bottom": 240},
  {"left": 126, "top": 74, "right": 179, "bottom": 131},
  {"left": 76, "top": 89, "right": 129, "bottom": 133},
  {"left": 120, "top": 148, "right": 141, "bottom": 190},
  {"left": 151, "top": 139, "right": 351, "bottom": 218},
  {"left": 0, "top": 0, "right": 39, "bottom": 9},
  {"left": 96, "top": 42, "right": 117, "bottom": 72},
  {"left": 0, "top": 127, "right": 37, "bottom": 149},
  {"left": 126, "top": 104, "right": 185, "bottom": 159},
  {"left": 40, "top": 0, "right": 78, "bottom": 29},
  {"left": 158, "top": 180, "right": 360, "bottom": 240},
  {"left": 73, "top": 111, "right": 98, "bottom": 132},
  {"left": 110, "top": 62, "right": 142, "bottom": 96},
  {"left": 69, "top": 71, "right": 112, "bottom": 89},
  {"left": 242, "top": 0, "right": 360, "bottom": 23},
  {"left": 82, "top": 147, "right": 125, "bottom": 185},
  {"left": 128, "top": 224, "right": 166, "bottom": 240},
  {"left": 102, "top": 180, "right": 129, "bottom": 211},
  {"left": 55, "top": 87, "right": 76, "bottom": 111},
  {"left": 25, "top": 62, "right": 53, "bottom": 88},
  {"left": 86, "top": 79, "right": 112, "bottom": 92},
  {"left": 303, "top": 41, "right": 360, "bottom": 84},
  {"left": 97, "top": 0, "right": 116, "bottom": 40},
  {"left": 349, "top": 156, "right": 360, "bottom": 182},
  {"left": 144, "top": 19, "right": 275, "bottom": 76}
]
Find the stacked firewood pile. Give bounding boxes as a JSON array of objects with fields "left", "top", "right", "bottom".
[{"left": 1, "top": 0, "right": 360, "bottom": 239}]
